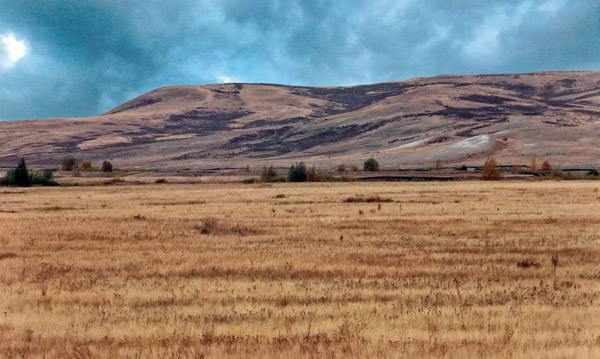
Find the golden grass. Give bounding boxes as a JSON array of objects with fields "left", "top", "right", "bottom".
[{"left": 1, "top": 181, "right": 600, "bottom": 358}]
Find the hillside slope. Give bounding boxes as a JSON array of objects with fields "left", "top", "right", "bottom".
[{"left": 1, "top": 71, "right": 600, "bottom": 169}]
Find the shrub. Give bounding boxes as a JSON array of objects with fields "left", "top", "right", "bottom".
[
  {"left": 196, "top": 218, "right": 218, "bottom": 234},
  {"left": 1, "top": 158, "right": 32, "bottom": 187},
  {"left": 258, "top": 166, "right": 286, "bottom": 183},
  {"left": 457, "top": 164, "right": 468, "bottom": 171},
  {"left": 318, "top": 174, "right": 341, "bottom": 182},
  {"left": 344, "top": 196, "right": 393, "bottom": 203},
  {"left": 307, "top": 165, "right": 318, "bottom": 182},
  {"left": 351, "top": 165, "right": 359, "bottom": 172},
  {"left": 102, "top": 160, "right": 113, "bottom": 173},
  {"left": 588, "top": 169, "right": 599, "bottom": 176},
  {"left": 80, "top": 160, "right": 92, "bottom": 171},
  {"left": 531, "top": 157, "right": 537, "bottom": 172},
  {"left": 62, "top": 155, "right": 77, "bottom": 171},
  {"left": 288, "top": 162, "right": 307, "bottom": 182},
  {"left": 363, "top": 158, "right": 379, "bottom": 172},
  {"left": 481, "top": 158, "right": 502, "bottom": 180},
  {"left": 72, "top": 169, "right": 81, "bottom": 177},
  {"left": 155, "top": 178, "right": 168, "bottom": 184},
  {"left": 541, "top": 161, "right": 552, "bottom": 172},
  {"left": 32, "top": 169, "right": 59, "bottom": 186},
  {"left": 261, "top": 165, "right": 278, "bottom": 181},
  {"left": 336, "top": 163, "right": 346, "bottom": 172},
  {"left": 550, "top": 169, "right": 563, "bottom": 178}
]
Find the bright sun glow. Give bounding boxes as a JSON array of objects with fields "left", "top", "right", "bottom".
[{"left": 0, "top": 33, "right": 28, "bottom": 69}]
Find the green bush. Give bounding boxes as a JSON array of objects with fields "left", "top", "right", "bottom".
[
  {"left": 1, "top": 158, "right": 32, "bottom": 187},
  {"left": 32, "top": 169, "right": 59, "bottom": 186},
  {"left": 2, "top": 160, "right": 61, "bottom": 187},
  {"left": 261, "top": 165, "right": 284, "bottom": 182},
  {"left": 288, "top": 162, "right": 307, "bottom": 182},
  {"left": 317, "top": 174, "right": 341, "bottom": 182},
  {"left": 363, "top": 158, "right": 380, "bottom": 172}
]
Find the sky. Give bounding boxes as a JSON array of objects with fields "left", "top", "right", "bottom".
[{"left": 0, "top": 0, "right": 599, "bottom": 122}]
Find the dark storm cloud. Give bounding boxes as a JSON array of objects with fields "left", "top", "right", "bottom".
[{"left": 0, "top": 0, "right": 599, "bottom": 121}]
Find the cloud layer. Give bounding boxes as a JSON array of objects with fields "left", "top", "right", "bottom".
[{"left": 0, "top": 0, "right": 599, "bottom": 121}]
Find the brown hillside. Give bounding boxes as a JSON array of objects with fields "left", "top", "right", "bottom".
[{"left": 1, "top": 71, "right": 600, "bottom": 169}]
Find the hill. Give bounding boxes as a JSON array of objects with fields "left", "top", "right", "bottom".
[{"left": 1, "top": 71, "right": 600, "bottom": 169}]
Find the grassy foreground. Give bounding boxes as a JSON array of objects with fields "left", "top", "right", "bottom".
[{"left": 1, "top": 182, "right": 600, "bottom": 358}]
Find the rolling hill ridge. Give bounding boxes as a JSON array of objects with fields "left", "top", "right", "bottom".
[{"left": 1, "top": 71, "right": 600, "bottom": 169}]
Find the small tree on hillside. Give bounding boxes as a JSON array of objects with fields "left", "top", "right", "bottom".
[
  {"left": 481, "top": 158, "right": 502, "bottom": 180},
  {"left": 80, "top": 160, "right": 92, "bottom": 171},
  {"left": 336, "top": 163, "right": 346, "bottom": 172},
  {"left": 62, "top": 155, "right": 77, "bottom": 171},
  {"left": 102, "top": 160, "right": 113, "bottom": 173},
  {"left": 288, "top": 162, "right": 307, "bottom": 182},
  {"left": 541, "top": 160, "right": 552, "bottom": 172},
  {"left": 363, "top": 158, "right": 380, "bottom": 172}
]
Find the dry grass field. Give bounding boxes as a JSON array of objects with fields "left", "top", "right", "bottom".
[{"left": 1, "top": 181, "right": 600, "bottom": 358}]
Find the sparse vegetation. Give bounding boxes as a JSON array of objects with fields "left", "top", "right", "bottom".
[
  {"left": 32, "top": 169, "right": 59, "bottom": 186},
  {"left": 260, "top": 165, "right": 285, "bottom": 182},
  {"left": 336, "top": 163, "right": 346, "bottom": 172},
  {"left": 351, "top": 165, "right": 359, "bottom": 172},
  {"left": 307, "top": 165, "right": 318, "bottom": 182},
  {"left": 1, "top": 182, "right": 598, "bottom": 358},
  {"left": 343, "top": 195, "right": 393, "bottom": 203},
  {"left": 363, "top": 157, "right": 379, "bottom": 172},
  {"left": 317, "top": 174, "right": 356, "bottom": 182}
]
